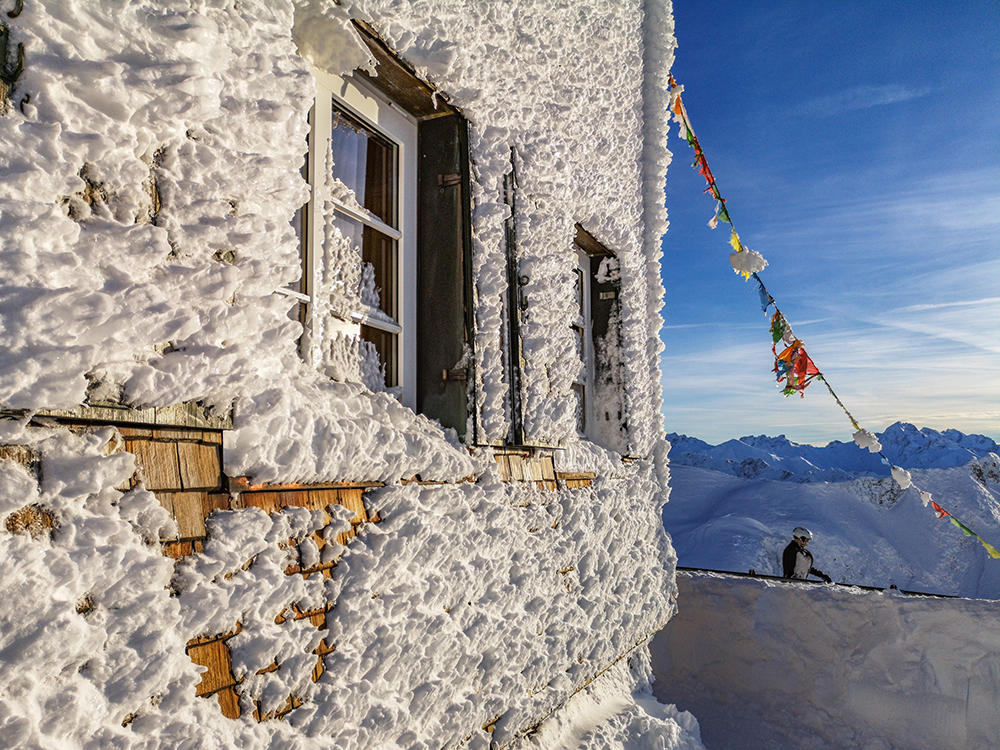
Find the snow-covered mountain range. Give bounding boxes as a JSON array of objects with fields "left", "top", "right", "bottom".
[
  {"left": 662, "top": 423, "right": 1000, "bottom": 599},
  {"left": 666, "top": 422, "right": 1000, "bottom": 482}
]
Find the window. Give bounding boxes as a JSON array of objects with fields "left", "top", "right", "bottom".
[
  {"left": 330, "top": 105, "right": 401, "bottom": 384},
  {"left": 299, "top": 66, "right": 418, "bottom": 401},
  {"left": 573, "top": 225, "right": 624, "bottom": 449},
  {"left": 291, "top": 21, "right": 476, "bottom": 439}
]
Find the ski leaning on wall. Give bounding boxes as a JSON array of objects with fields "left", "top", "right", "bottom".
[{"left": 667, "top": 75, "right": 1000, "bottom": 561}]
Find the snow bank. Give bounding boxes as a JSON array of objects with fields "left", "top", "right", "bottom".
[
  {"left": 516, "top": 648, "right": 706, "bottom": 750},
  {"left": 650, "top": 571, "right": 1000, "bottom": 750}
]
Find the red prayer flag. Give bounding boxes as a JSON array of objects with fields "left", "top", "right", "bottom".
[{"left": 931, "top": 500, "right": 950, "bottom": 519}]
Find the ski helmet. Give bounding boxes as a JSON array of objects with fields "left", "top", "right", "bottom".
[{"left": 793, "top": 527, "right": 813, "bottom": 541}]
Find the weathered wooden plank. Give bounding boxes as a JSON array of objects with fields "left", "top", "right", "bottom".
[
  {"left": 154, "top": 492, "right": 175, "bottom": 519},
  {"left": 507, "top": 454, "right": 525, "bottom": 482},
  {"left": 214, "top": 685, "right": 241, "bottom": 720},
  {"left": 494, "top": 454, "right": 511, "bottom": 481},
  {"left": 540, "top": 455, "right": 556, "bottom": 481},
  {"left": 203, "top": 493, "right": 232, "bottom": 517},
  {"left": 153, "top": 428, "right": 204, "bottom": 441},
  {"left": 128, "top": 440, "right": 182, "bottom": 491},
  {"left": 305, "top": 489, "right": 339, "bottom": 513},
  {"left": 177, "top": 441, "right": 221, "bottom": 490},
  {"left": 171, "top": 492, "right": 207, "bottom": 539},
  {"left": 117, "top": 426, "right": 153, "bottom": 439},
  {"left": 336, "top": 489, "right": 368, "bottom": 525},
  {"left": 229, "top": 477, "right": 382, "bottom": 492},
  {"left": 187, "top": 639, "right": 236, "bottom": 697},
  {"left": 240, "top": 492, "right": 282, "bottom": 514},
  {"left": 161, "top": 539, "right": 193, "bottom": 559},
  {"left": 0, "top": 445, "right": 38, "bottom": 473}
]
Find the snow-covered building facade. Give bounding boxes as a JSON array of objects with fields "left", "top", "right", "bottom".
[{"left": 0, "top": 1, "right": 687, "bottom": 748}]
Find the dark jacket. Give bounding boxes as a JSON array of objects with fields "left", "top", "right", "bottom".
[{"left": 782, "top": 540, "right": 830, "bottom": 581}]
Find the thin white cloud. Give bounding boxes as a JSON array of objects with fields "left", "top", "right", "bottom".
[
  {"left": 893, "top": 297, "right": 1000, "bottom": 314},
  {"left": 795, "top": 83, "right": 934, "bottom": 117}
]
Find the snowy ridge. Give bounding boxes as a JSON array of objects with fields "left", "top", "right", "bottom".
[{"left": 666, "top": 422, "right": 1000, "bottom": 482}]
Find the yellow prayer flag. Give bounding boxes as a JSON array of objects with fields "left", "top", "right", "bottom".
[
  {"left": 729, "top": 229, "right": 742, "bottom": 253},
  {"left": 979, "top": 537, "right": 1000, "bottom": 559}
]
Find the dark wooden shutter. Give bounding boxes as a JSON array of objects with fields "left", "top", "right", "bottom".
[{"left": 416, "top": 114, "right": 474, "bottom": 439}]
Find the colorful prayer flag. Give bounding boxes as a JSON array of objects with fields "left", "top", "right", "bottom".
[
  {"left": 980, "top": 538, "right": 1000, "bottom": 559},
  {"left": 730, "top": 229, "right": 742, "bottom": 253},
  {"left": 773, "top": 340, "right": 820, "bottom": 396},
  {"left": 755, "top": 277, "right": 773, "bottom": 313},
  {"left": 950, "top": 517, "right": 976, "bottom": 537}
]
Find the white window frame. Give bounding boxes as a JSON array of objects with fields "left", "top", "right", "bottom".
[{"left": 302, "top": 66, "right": 419, "bottom": 409}]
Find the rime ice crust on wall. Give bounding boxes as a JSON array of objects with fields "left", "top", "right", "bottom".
[
  {"left": 0, "top": 0, "right": 684, "bottom": 747},
  {"left": 0, "top": 0, "right": 310, "bottom": 409},
  {"left": 0, "top": 0, "right": 473, "bottom": 483},
  {"left": 0, "top": 0, "right": 675, "bottom": 482},
  {"left": 342, "top": 0, "right": 676, "bottom": 456},
  {"left": 0, "top": 428, "right": 680, "bottom": 750}
]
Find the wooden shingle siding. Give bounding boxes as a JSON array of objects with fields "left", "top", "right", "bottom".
[
  {"left": 493, "top": 449, "right": 561, "bottom": 491},
  {"left": 5, "top": 416, "right": 606, "bottom": 727},
  {"left": 3, "top": 423, "right": 386, "bottom": 725},
  {"left": 128, "top": 439, "right": 183, "bottom": 491},
  {"left": 177, "top": 441, "right": 222, "bottom": 490},
  {"left": 0, "top": 444, "right": 38, "bottom": 476},
  {"left": 33, "top": 400, "right": 232, "bottom": 431},
  {"left": 170, "top": 492, "right": 208, "bottom": 539},
  {"left": 186, "top": 629, "right": 242, "bottom": 720},
  {"left": 557, "top": 472, "right": 595, "bottom": 489},
  {"left": 166, "top": 478, "right": 375, "bottom": 723}
]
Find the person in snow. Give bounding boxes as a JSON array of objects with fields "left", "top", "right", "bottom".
[{"left": 782, "top": 527, "right": 832, "bottom": 582}]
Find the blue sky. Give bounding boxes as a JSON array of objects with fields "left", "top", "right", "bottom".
[{"left": 659, "top": 0, "right": 1000, "bottom": 446}]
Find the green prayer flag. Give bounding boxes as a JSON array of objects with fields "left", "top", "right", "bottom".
[
  {"left": 719, "top": 205, "right": 731, "bottom": 224},
  {"left": 949, "top": 516, "right": 976, "bottom": 537},
  {"left": 771, "top": 316, "right": 784, "bottom": 345}
]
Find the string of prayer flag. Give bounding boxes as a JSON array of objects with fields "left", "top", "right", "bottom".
[{"left": 667, "top": 73, "right": 1000, "bottom": 560}]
